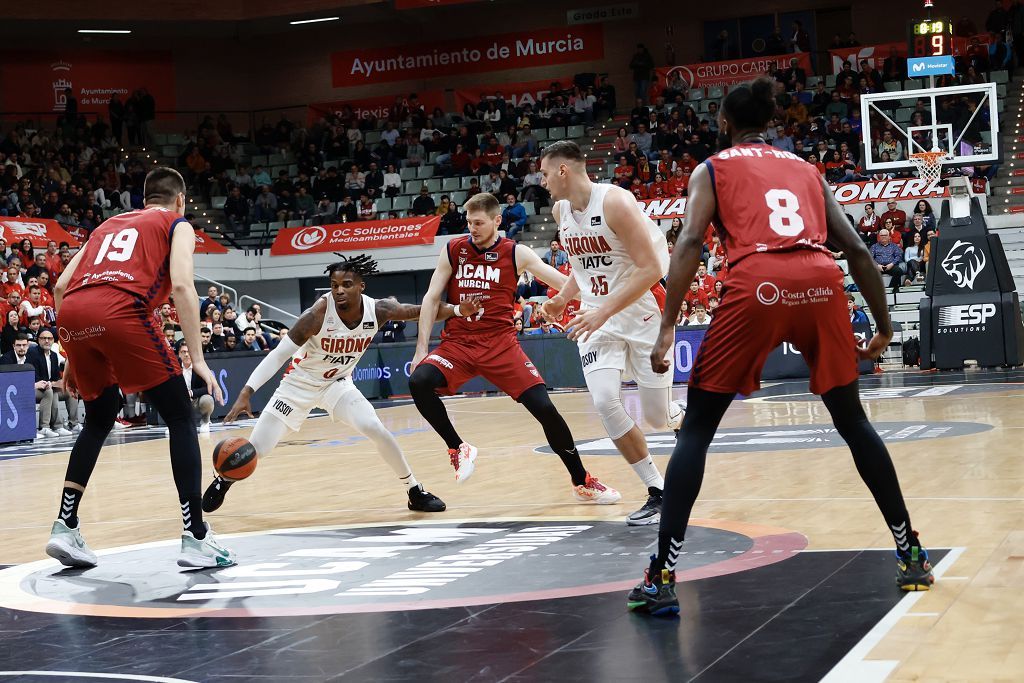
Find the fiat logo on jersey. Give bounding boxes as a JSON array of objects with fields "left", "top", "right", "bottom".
[
  {"left": 291, "top": 226, "right": 328, "bottom": 251},
  {"left": 756, "top": 282, "right": 781, "bottom": 306}
]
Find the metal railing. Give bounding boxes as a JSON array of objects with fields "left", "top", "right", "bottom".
[
  {"left": 193, "top": 274, "right": 238, "bottom": 307},
  {"left": 238, "top": 295, "right": 298, "bottom": 322}
]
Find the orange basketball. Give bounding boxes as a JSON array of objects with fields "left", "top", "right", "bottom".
[{"left": 212, "top": 437, "right": 258, "bottom": 481}]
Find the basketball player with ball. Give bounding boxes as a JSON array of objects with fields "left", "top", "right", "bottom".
[{"left": 202, "top": 254, "right": 480, "bottom": 514}]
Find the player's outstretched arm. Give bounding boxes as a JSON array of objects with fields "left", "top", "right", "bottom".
[
  {"left": 651, "top": 164, "right": 713, "bottom": 373},
  {"left": 413, "top": 249, "right": 453, "bottom": 368},
  {"left": 516, "top": 243, "right": 569, "bottom": 291},
  {"left": 53, "top": 247, "right": 88, "bottom": 312},
  {"left": 225, "top": 300, "right": 323, "bottom": 423},
  {"left": 820, "top": 176, "right": 893, "bottom": 360},
  {"left": 169, "top": 221, "right": 224, "bottom": 405},
  {"left": 567, "top": 186, "right": 664, "bottom": 342},
  {"left": 374, "top": 295, "right": 482, "bottom": 324}
]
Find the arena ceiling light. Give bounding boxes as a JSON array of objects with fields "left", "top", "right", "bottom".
[
  {"left": 78, "top": 29, "right": 132, "bottom": 34},
  {"left": 289, "top": 16, "right": 340, "bottom": 25}
]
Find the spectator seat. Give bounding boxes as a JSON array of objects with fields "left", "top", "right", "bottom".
[
  {"left": 399, "top": 167, "right": 416, "bottom": 181},
  {"left": 442, "top": 177, "right": 461, "bottom": 191},
  {"left": 416, "top": 165, "right": 435, "bottom": 179},
  {"left": 567, "top": 125, "right": 585, "bottom": 139},
  {"left": 211, "top": 196, "right": 227, "bottom": 209},
  {"left": 392, "top": 196, "right": 412, "bottom": 211}
]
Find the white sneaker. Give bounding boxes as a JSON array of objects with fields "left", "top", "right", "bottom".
[
  {"left": 667, "top": 401, "right": 686, "bottom": 432},
  {"left": 178, "top": 522, "right": 236, "bottom": 568},
  {"left": 56, "top": 427, "right": 74, "bottom": 437},
  {"left": 448, "top": 443, "right": 478, "bottom": 483},
  {"left": 198, "top": 421, "right": 211, "bottom": 434},
  {"left": 36, "top": 431, "right": 44, "bottom": 440},
  {"left": 41, "top": 428, "right": 59, "bottom": 438},
  {"left": 72, "top": 424, "right": 83, "bottom": 433},
  {"left": 45, "top": 519, "right": 98, "bottom": 568},
  {"left": 572, "top": 474, "right": 622, "bottom": 504}
]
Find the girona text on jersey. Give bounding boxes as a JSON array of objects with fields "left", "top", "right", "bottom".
[{"left": 559, "top": 234, "right": 614, "bottom": 269}]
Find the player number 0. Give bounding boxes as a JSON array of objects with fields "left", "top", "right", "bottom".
[
  {"left": 93, "top": 227, "right": 139, "bottom": 265},
  {"left": 764, "top": 189, "right": 805, "bottom": 237}
]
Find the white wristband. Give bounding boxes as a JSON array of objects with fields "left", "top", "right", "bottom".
[{"left": 454, "top": 303, "right": 467, "bottom": 317}]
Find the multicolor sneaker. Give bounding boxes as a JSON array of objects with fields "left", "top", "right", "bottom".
[
  {"left": 572, "top": 474, "right": 622, "bottom": 504},
  {"left": 449, "top": 443, "right": 478, "bottom": 483},
  {"left": 178, "top": 523, "right": 236, "bottom": 569},
  {"left": 897, "top": 535, "right": 935, "bottom": 591},
  {"left": 45, "top": 519, "right": 98, "bottom": 568},
  {"left": 627, "top": 562, "right": 679, "bottom": 616},
  {"left": 626, "top": 487, "right": 663, "bottom": 526}
]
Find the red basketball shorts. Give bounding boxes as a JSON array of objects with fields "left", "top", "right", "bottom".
[
  {"left": 421, "top": 332, "right": 544, "bottom": 400},
  {"left": 58, "top": 288, "right": 181, "bottom": 401},
  {"left": 690, "top": 250, "right": 859, "bottom": 396}
]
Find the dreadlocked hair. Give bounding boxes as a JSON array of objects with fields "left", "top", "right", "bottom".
[{"left": 324, "top": 253, "right": 379, "bottom": 279}]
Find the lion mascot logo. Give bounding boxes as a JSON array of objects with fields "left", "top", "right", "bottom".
[{"left": 941, "top": 239, "right": 987, "bottom": 289}]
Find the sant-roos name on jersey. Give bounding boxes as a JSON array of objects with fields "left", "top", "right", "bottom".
[
  {"left": 561, "top": 233, "right": 614, "bottom": 269},
  {"left": 455, "top": 263, "right": 502, "bottom": 289}
]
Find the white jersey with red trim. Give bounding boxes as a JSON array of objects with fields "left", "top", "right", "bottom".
[
  {"left": 289, "top": 293, "right": 378, "bottom": 386},
  {"left": 555, "top": 183, "right": 673, "bottom": 387},
  {"left": 555, "top": 182, "right": 668, "bottom": 327}
]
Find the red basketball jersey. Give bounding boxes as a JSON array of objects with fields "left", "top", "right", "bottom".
[
  {"left": 443, "top": 235, "right": 518, "bottom": 339},
  {"left": 705, "top": 143, "right": 830, "bottom": 266},
  {"left": 66, "top": 207, "right": 186, "bottom": 306}
]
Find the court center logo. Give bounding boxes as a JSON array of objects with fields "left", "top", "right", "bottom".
[
  {"left": 0, "top": 519, "right": 805, "bottom": 618},
  {"left": 756, "top": 281, "right": 780, "bottom": 305},
  {"left": 941, "top": 239, "right": 987, "bottom": 289},
  {"left": 291, "top": 226, "right": 328, "bottom": 251}
]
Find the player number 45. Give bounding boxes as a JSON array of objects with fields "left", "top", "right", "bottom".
[
  {"left": 590, "top": 275, "right": 608, "bottom": 296},
  {"left": 93, "top": 227, "right": 139, "bottom": 265},
  {"left": 764, "top": 189, "right": 805, "bottom": 237}
]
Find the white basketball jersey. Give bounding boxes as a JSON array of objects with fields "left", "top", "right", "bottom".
[
  {"left": 556, "top": 183, "right": 668, "bottom": 311},
  {"left": 289, "top": 293, "right": 378, "bottom": 386}
]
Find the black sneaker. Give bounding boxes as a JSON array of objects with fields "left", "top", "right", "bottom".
[
  {"left": 896, "top": 536, "right": 935, "bottom": 591},
  {"left": 626, "top": 487, "right": 662, "bottom": 526},
  {"left": 627, "top": 563, "right": 679, "bottom": 616},
  {"left": 202, "top": 477, "right": 234, "bottom": 513},
  {"left": 408, "top": 484, "right": 446, "bottom": 512}
]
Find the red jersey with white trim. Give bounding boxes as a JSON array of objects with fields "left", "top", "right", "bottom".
[
  {"left": 65, "top": 206, "right": 186, "bottom": 307},
  {"left": 443, "top": 235, "right": 518, "bottom": 340},
  {"left": 705, "top": 143, "right": 830, "bottom": 266}
]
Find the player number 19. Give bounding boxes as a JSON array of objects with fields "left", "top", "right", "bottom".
[
  {"left": 764, "top": 189, "right": 805, "bottom": 237},
  {"left": 93, "top": 227, "right": 139, "bottom": 265}
]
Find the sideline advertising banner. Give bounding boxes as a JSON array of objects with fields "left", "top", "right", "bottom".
[
  {"left": 194, "top": 229, "right": 229, "bottom": 254},
  {"left": 270, "top": 216, "right": 441, "bottom": 255},
  {"left": 0, "top": 51, "right": 175, "bottom": 118},
  {"left": 331, "top": 25, "right": 604, "bottom": 87},
  {"left": 308, "top": 91, "right": 447, "bottom": 124},
  {"left": 453, "top": 76, "right": 576, "bottom": 112},
  {"left": 0, "top": 367, "right": 42, "bottom": 445},
  {"left": 655, "top": 52, "right": 811, "bottom": 92}
]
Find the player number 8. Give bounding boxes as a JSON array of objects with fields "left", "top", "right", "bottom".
[{"left": 764, "top": 189, "right": 805, "bottom": 237}]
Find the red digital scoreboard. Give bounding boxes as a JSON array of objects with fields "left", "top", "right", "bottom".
[{"left": 907, "top": 17, "right": 953, "bottom": 57}]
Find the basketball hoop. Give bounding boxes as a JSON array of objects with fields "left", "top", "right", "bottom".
[{"left": 909, "top": 150, "right": 949, "bottom": 186}]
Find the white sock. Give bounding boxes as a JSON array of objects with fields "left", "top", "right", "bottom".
[
  {"left": 630, "top": 456, "right": 664, "bottom": 490},
  {"left": 399, "top": 472, "right": 420, "bottom": 491}
]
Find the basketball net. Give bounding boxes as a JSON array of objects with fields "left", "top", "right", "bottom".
[{"left": 909, "top": 150, "right": 949, "bottom": 186}]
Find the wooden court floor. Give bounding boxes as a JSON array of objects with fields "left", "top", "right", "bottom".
[{"left": 0, "top": 369, "right": 1022, "bottom": 681}]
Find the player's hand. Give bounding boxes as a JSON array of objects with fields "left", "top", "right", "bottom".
[
  {"left": 540, "top": 295, "right": 566, "bottom": 322},
  {"left": 411, "top": 347, "right": 428, "bottom": 369},
  {"left": 566, "top": 307, "right": 609, "bottom": 343},
  {"left": 459, "top": 293, "right": 484, "bottom": 318},
  {"left": 651, "top": 326, "right": 673, "bottom": 374},
  {"left": 224, "top": 386, "right": 254, "bottom": 423},
  {"left": 857, "top": 331, "right": 892, "bottom": 361},
  {"left": 63, "top": 371, "right": 79, "bottom": 400},
  {"left": 192, "top": 360, "right": 224, "bottom": 406}
]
